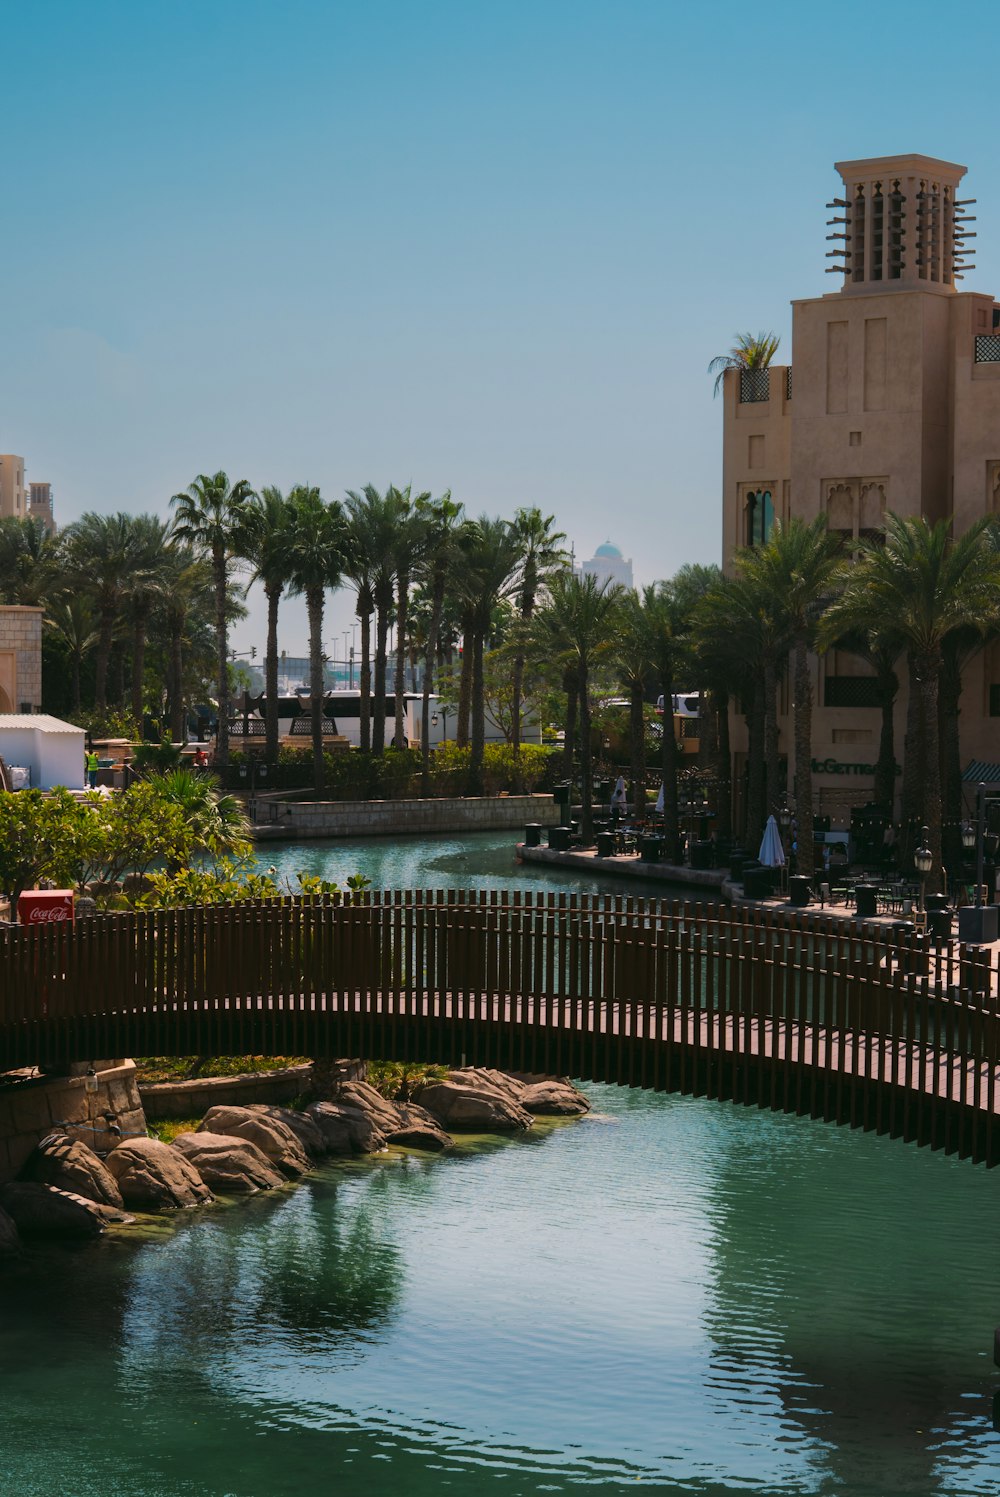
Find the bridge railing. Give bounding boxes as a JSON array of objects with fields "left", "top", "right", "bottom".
[{"left": 1, "top": 892, "right": 998, "bottom": 1162}]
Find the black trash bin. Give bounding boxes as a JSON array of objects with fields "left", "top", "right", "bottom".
[
  {"left": 730, "top": 850, "right": 746, "bottom": 881},
  {"left": 639, "top": 835, "right": 663, "bottom": 863},
  {"left": 690, "top": 840, "right": 713, "bottom": 871},
  {"left": 549, "top": 825, "right": 573, "bottom": 852},
  {"left": 524, "top": 823, "right": 542, "bottom": 847},
  {"left": 596, "top": 831, "right": 616, "bottom": 858},
  {"left": 788, "top": 874, "right": 811, "bottom": 907},
  {"left": 855, "top": 884, "right": 878, "bottom": 919},
  {"left": 924, "top": 893, "right": 949, "bottom": 915},
  {"left": 743, "top": 868, "right": 773, "bottom": 899},
  {"left": 928, "top": 907, "right": 953, "bottom": 944}
]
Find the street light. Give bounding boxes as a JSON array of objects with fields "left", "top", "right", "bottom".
[
  {"left": 913, "top": 825, "right": 933, "bottom": 912},
  {"left": 431, "top": 707, "right": 449, "bottom": 742}
]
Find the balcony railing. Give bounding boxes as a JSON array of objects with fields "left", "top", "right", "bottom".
[{"left": 739, "top": 368, "right": 770, "bottom": 402}]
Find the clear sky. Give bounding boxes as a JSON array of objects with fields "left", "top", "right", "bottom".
[{"left": 2, "top": 0, "right": 998, "bottom": 659}]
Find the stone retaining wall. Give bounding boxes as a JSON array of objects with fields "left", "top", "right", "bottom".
[
  {"left": 0, "top": 1061, "right": 146, "bottom": 1182},
  {"left": 253, "top": 793, "right": 558, "bottom": 840},
  {"left": 138, "top": 1059, "right": 364, "bottom": 1120}
]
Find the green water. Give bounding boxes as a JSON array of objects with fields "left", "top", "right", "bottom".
[
  {"left": 4, "top": 835, "right": 1000, "bottom": 1496},
  {"left": 2, "top": 1092, "right": 1000, "bottom": 1497}
]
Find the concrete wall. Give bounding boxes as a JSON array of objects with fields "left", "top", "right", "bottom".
[
  {"left": 0, "top": 1061, "right": 146, "bottom": 1183},
  {"left": 254, "top": 793, "right": 559, "bottom": 840}
]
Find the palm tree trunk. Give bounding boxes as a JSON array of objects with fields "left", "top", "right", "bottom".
[
  {"left": 72, "top": 649, "right": 82, "bottom": 715},
  {"left": 874, "top": 667, "right": 898, "bottom": 816},
  {"left": 579, "top": 657, "right": 595, "bottom": 840},
  {"left": 95, "top": 609, "right": 114, "bottom": 713},
  {"left": 659, "top": 661, "right": 679, "bottom": 844},
  {"left": 763, "top": 653, "right": 780, "bottom": 823},
  {"left": 901, "top": 655, "right": 923, "bottom": 829},
  {"left": 394, "top": 571, "right": 409, "bottom": 749},
  {"left": 745, "top": 687, "right": 765, "bottom": 849},
  {"left": 939, "top": 647, "right": 964, "bottom": 874},
  {"left": 358, "top": 598, "right": 372, "bottom": 752},
  {"left": 457, "top": 627, "right": 473, "bottom": 748},
  {"left": 265, "top": 583, "right": 281, "bottom": 763},
  {"left": 918, "top": 647, "right": 943, "bottom": 895},
  {"left": 308, "top": 587, "right": 325, "bottom": 793},
  {"left": 469, "top": 627, "right": 486, "bottom": 794},
  {"left": 169, "top": 625, "right": 184, "bottom": 741},
  {"left": 372, "top": 604, "right": 389, "bottom": 755},
  {"left": 131, "top": 614, "right": 147, "bottom": 730},
  {"left": 563, "top": 672, "right": 578, "bottom": 778},
  {"left": 420, "top": 577, "right": 445, "bottom": 797},
  {"left": 628, "top": 680, "right": 645, "bottom": 817},
  {"left": 792, "top": 634, "right": 814, "bottom": 885},
  {"left": 713, "top": 688, "right": 732, "bottom": 839},
  {"left": 214, "top": 545, "right": 230, "bottom": 766}
]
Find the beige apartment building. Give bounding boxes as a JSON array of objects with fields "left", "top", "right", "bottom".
[
  {"left": 722, "top": 151, "right": 1000, "bottom": 825},
  {"left": 0, "top": 455, "right": 26, "bottom": 520}
]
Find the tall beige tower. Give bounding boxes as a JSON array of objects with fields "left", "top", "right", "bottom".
[
  {"left": 720, "top": 151, "right": 1000, "bottom": 826},
  {"left": 0, "top": 456, "right": 26, "bottom": 520}
]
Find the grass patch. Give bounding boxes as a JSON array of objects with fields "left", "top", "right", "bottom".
[
  {"left": 135, "top": 1056, "right": 309, "bottom": 1084},
  {"left": 146, "top": 1118, "right": 201, "bottom": 1144}
]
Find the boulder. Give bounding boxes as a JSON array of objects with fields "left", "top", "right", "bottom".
[
  {"left": 336, "top": 1080, "right": 406, "bottom": 1133},
  {"left": 198, "top": 1106, "right": 310, "bottom": 1178},
  {"left": 104, "top": 1137, "right": 214, "bottom": 1211},
  {"left": 172, "top": 1132, "right": 285, "bottom": 1194},
  {"left": 305, "top": 1102, "right": 387, "bottom": 1156},
  {"left": 0, "top": 1182, "right": 134, "bottom": 1238},
  {"left": 0, "top": 1205, "right": 21, "bottom": 1255},
  {"left": 386, "top": 1104, "right": 452, "bottom": 1153},
  {"left": 245, "top": 1104, "right": 326, "bottom": 1158},
  {"left": 24, "top": 1131, "right": 125, "bottom": 1209},
  {"left": 411, "top": 1077, "right": 534, "bottom": 1132},
  {"left": 519, "top": 1080, "right": 591, "bottom": 1116}
]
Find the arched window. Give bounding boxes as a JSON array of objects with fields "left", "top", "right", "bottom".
[{"left": 746, "top": 489, "right": 773, "bottom": 547}]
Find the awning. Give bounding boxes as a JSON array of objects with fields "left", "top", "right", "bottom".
[{"left": 962, "top": 760, "right": 1000, "bottom": 783}]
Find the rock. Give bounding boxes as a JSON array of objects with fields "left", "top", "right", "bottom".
[
  {"left": 172, "top": 1132, "right": 285, "bottom": 1194},
  {"left": 519, "top": 1080, "right": 591, "bottom": 1116},
  {"left": 0, "top": 1205, "right": 21, "bottom": 1255},
  {"left": 198, "top": 1106, "right": 310, "bottom": 1178},
  {"left": 305, "top": 1102, "right": 387, "bottom": 1156},
  {"left": 0, "top": 1182, "right": 134, "bottom": 1238},
  {"left": 245, "top": 1104, "right": 326, "bottom": 1158},
  {"left": 104, "top": 1137, "right": 214, "bottom": 1211},
  {"left": 386, "top": 1104, "right": 452, "bottom": 1153},
  {"left": 23, "top": 1131, "right": 126, "bottom": 1209},
  {"left": 337, "top": 1080, "right": 406, "bottom": 1133},
  {"left": 411, "top": 1076, "right": 534, "bottom": 1132}
]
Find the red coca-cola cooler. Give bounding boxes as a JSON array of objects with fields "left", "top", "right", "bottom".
[{"left": 18, "top": 889, "right": 75, "bottom": 926}]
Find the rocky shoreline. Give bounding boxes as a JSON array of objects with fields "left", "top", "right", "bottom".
[{"left": 0, "top": 1067, "right": 590, "bottom": 1255}]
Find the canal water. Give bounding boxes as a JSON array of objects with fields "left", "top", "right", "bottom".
[{"left": 2, "top": 833, "right": 999, "bottom": 1496}]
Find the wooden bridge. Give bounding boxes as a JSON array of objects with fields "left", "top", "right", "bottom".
[{"left": 3, "top": 890, "right": 1000, "bottom": 1165}]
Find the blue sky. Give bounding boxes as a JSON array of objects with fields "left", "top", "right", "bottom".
[{"left": 2, "top": 0, "right": 998, "bottom": 656}]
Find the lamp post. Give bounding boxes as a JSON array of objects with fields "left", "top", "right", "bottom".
[
  {"left": 431, "top": 707, "right": 449, "bottom": 742},
  {"left": 913, "top": 825, "right": 933, "bottom": 913},
  {"left": 239, "top": 756, "right": 268, "bottom": 796}
]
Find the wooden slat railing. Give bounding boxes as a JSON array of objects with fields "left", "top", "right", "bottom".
[{"left": 2, "top": 890, "right": 1000, "bottom": 1164}]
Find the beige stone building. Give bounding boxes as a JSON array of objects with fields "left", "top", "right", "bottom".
[
  {"left": 27, "top": 481, "right": 56, "bottom": 535},
  {"left": 0, "top": 606, "right": 42, "bottom": 713},
  {"left": 722, "top": 151, "right": 1000, "bottom": 825},
  {"left": 0, "top": 455, "right": 26, "bottom": 520}
]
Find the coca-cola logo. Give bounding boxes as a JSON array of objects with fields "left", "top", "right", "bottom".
[{"left": 24, "top": 904, "right": 72, "bottom": 923}]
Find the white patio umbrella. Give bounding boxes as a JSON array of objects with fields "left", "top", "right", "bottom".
[
  {"left": 655, "top": 782, "right": 664, "bottom": 813},
  {"left": 758, "top": 814, "right": 785, "bottom": 868}
]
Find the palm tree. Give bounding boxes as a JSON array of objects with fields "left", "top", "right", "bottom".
[
  {"left": 0, "top": 516, "right": 62, "bottom": 608},
  {"left": 46, "top": 597, "right": 97, "bottom": 713},
  {"left": 170, "top": 471, "right": 257, "bottom": 765},
  {"left": 123, "top": 515, "right": 173, "bottom": 729},
  {"left": 63, "top": 512, "right": 145, "bottom": 713},
  {"left": 455, "top": 517, "right": 522, "bottom": 794},
  {"left": 531, "top": 571, "right": 622, "bottom": 839},
  {"left": 642, "top": 583, "right": 689, "bottom": 847},
  {"left": 245, "top": 487, "right": 295, "bottom": 762},
  {"left": 822, "top": 514, "right": 1000, "bottom": 892},
  {"left": 818, "top": 624, "right": 904, "bottom": 817},
  {"left": 738, "top": 518, "right": 838, "bottom": 881},
  {"left": 413, "top": 493, "right": 463, "bottom": 794},
  {"left": 510, "top": 508, "right": 568, "bottom": 752},
  {"left": 612, "top": 590, "right": 655, "bottom": 815},
  {"left": 343, "top": 486, "right": 403, "bottom": 755},
  {"left": 389, "top": 485, "right": 431, "bottom": 751},
  {"left": 284, "top": 487, "right": 347, "bottom": 791},
  {"left": 708, "top": 331, "right": 780, "bottom": 398}
]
